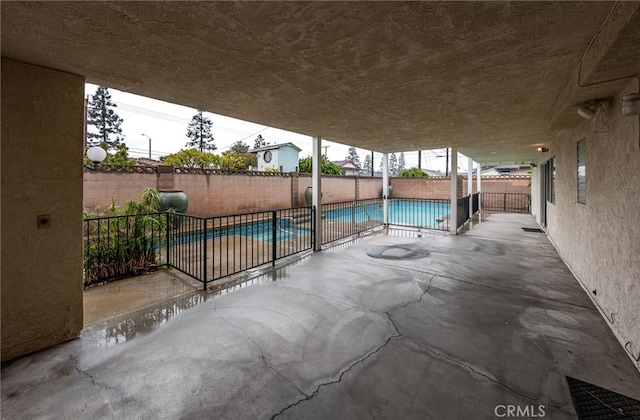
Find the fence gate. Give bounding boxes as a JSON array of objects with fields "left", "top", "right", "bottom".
[{"left": 481, "top": 193, "right": 530, "bottom": 213}]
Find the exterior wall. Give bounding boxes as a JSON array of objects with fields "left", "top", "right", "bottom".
[
  {"left": 391, "top": 176, "right": 463, "bottom": 199},
  {"left": 479, "top": 176, "right": 530, "bottom": 194},
  {"left": 547, "top": 79, "right": 640, "bottom": 371},
  {"left": 84, "top": 171, "right": 530, "bottom": 215},
  {"left": 1, "top": 60, "right": 85, "bottom": 361},
  {"left": 278, "top": 147, "right": 300, "bottom": 173},
  {"left": 358, "top": 177, "right": 384, "bottom": 199},
  {"left": 173, "top": 173, "right": 292, "bottom": 216},
  {"left": 84, "top": 171, "right": 157, "bottom": 211}
]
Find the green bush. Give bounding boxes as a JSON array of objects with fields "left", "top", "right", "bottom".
[
  {"left": 298, "top": 157, "right": 344, "bottom": 175},
  {"left": 83, "top": 188, "right": 168, "bottom": 286},
  {"left": 398, "top": 167, "right": 430, "bottom": 178}
]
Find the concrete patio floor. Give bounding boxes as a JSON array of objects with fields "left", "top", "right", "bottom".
[{"left": 2, "top": 212, "right": 640, "bottom": 419}]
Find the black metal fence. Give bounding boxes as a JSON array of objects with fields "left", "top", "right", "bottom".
[
  {"left": 83, "top": 212, "right": 168, "bottom": 286},
  {"left": 85, "top": 206, "right": 314, "bottom": 290},
  {"left": 388, "top": 198, "right": 451, "bottom": 231},
  {"left": 85, "top": 192, "right": 511, "bottom": 289},
  {"left": 481, "top": 192, "right": 530, "bottom": 213},
  {"left": 167, "top": 206, "right": 315, "bottom": 289},
  {"left": 321, "top": 198, "right": 384, "bottom": 244}
]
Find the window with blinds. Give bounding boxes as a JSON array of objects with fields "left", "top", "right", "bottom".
[{"left": 577, "top": 139, "right": 586, "bottom": 204}]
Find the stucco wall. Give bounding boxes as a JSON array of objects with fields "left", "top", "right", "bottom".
[
  {"left": 173, "top": 173, "right": 292, "bottom": 216},
  {"left": 546, "top": 79, "right": 640, "bottom": 371},
  {"left": 1, "top": 60, "right": 85, "bottom": 361}
]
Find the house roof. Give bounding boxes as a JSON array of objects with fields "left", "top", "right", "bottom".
[
  {"left": 250, "top": 142, "right": 302, "bottom": 153},
  {"left": 332, "top": 160, "right": 361, "bottom": 170}
]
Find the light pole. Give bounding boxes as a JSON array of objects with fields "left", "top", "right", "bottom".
[{"left": 141, "top": 133, "right": 151, "bottom": 159}]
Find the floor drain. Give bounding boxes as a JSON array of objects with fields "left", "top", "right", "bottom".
[
  {"left": 567, "top": 376, "right": 640, "bottom": 419},
  {"left": 522, "top": 227, "right": 544, "bottom": 233}
]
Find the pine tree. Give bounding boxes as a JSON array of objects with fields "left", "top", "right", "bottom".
[
  {"left": 229, "top": 140, "right": 250, "bottom": 154},
  {"left": 254, "top": 134, "right": 266, "bottom": 149},
  {"left": 362, "top": 154, "right": 372, "bottom": 175},
  {"left": 86, "top": 86, "right": 124, "bottom": 150},
  {"left": 185, "top": 110, "right": 216, "bottom": 152},
  {"left": 389, "top": 153, "right": 398, "bottom": 176},
  {"left": 345, "top": 146, "right": 361, "bottom": 167},
  {"left": 398, "top": 152, "right": 406, "bottom": 173}
]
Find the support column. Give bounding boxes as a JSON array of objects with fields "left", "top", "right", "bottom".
[
  {"left": 449, "top": 148, "right": 458, "bottom": 234},
  {"left": 1, "top": 59, "right": 85, "bottom": 360},
  {"left": 468, "top": 157, "right": 473, "bottom": 218},
  {"left": 477, "top": 161, "right": 482, "bottom": 211},
  {"left": 382, "top": 153, "right": 389, "bottom": 225},
  {"left": 312, "top": 136, "right": 322, "bottom": 251}
]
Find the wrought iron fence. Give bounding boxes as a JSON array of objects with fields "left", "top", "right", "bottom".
[
  {"left": 388, "top": 198, "right": 451, "bottom": 231},
  {"left": 85, "top": 206, "right": 314, "bottom": 290},
  {"left": 481, "top": 192, "right": 530, "bottom": 213},
  {"left": 166, "top": 206, "right": 314, "bottom": 289},
  {"left": 83, "top": 212, "right": 168, "bottom": 286},
  {"left": 321, "top": 198, "right": 384, "bottom": 244}
]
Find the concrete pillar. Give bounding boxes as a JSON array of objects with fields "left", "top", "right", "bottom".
[
  {"left": 449, "top": 148, "right": 458, "bottom": 234},
  {"left": 312, "top": 136, "right": 322, "bottom": 251},
  {"left": 468, "top": 157, "right": 473, "bottom": 218},
  {"left": 1, "top": 59, "right": 85, "bottom": 361},
  {"left": 382, "top": 153, "right": 389, "bottom": 225}
]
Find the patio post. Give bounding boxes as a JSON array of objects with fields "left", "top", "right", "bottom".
[
  {"left": 312, "top": 136, "right": 322, "bottom": 251},
  {"left": 477, "top": 161, "right": 482, "bottom": 211},
  {"left": 382, "top": 153, "right": 389, "bottom": 225},
  {"left": 450, "top": 147, "right": 458, "bottom": 234},
  {"left": 468, "top": 157, "right": 473, "bottom": 218}
]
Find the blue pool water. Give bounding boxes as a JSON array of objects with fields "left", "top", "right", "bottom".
[
  {"left": 324, "top": 200, "right": 450, "bottom": 227},
  {"left": 171, "top": 218, "right": 309, "bottom": 245}
]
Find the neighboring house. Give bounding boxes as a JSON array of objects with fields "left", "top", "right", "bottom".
[
  {"left": 481, "top": 165, "right": 531, "bottom": 177},
  {"left": 250, "top": 143, "right": 301, "bottom": 172},
  {"left": 331, "top": 160, "right": 361, "bottom": 176}
]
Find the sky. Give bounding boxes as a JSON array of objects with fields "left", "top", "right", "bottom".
[{"left": 85, "top": 83, "right": 465, "bottom": 173}]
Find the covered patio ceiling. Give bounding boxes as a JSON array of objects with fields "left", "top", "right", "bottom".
[{"left": 2, "top": 2, "right": 639, "bottom": 164}]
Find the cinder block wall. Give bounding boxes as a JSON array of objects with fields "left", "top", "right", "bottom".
[
  {"left": 84, "top": 172, "right": 530, "bottom": 215},
  {"left": 84, "top": 172, "right": 157, "bottom": 212}
]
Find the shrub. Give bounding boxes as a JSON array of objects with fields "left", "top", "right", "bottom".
[
  {"left": 83, "top": 188, "right": 168, "bottom": 286},
  {"left": 398, "top": 167, "right": 430, "bottom": 178}
]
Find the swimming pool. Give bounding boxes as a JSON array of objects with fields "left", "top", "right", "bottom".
[{"left": 324, "top": 199, "right": 450, "bottom": 229}]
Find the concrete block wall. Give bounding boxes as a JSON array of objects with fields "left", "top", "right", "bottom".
[
  {"left": 84, "top": 171, "right": 157, "bottom": 212},
  {"left": 84, "top": 171, "right": 530, "bottom": 216},
  {"left": 173, "top": 173, "right": 292, "bottom": 217}
]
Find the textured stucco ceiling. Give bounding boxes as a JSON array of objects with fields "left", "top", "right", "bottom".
[{"left": 2, "top": 1, "right": 639, "bottom": 164}]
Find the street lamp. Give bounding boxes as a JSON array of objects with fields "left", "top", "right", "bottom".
[{"left": 141, "top": 133, "right": 152, "bottom": 159}]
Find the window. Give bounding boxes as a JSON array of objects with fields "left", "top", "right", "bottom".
[
  {"left": 546, "top": 157, "right": 556, "bottom": 204},
  {"left": 577, "top": 139, "right": 586, "bottom": 204}
]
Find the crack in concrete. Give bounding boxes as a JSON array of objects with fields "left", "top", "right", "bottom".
[
  {"left": 340, "top": 251, "right": 596, "bottom": 312},
  {"left": 212, "top": 307, "right": 308, "bottom": 399},
  {"left": 269, "top": 279, "right": 432, "bottom": 419},
  {"left": 270, "top": 333, "right": 401, "bottom": 420},
  {"left": 70, "top": 356, "right": 112, "bottom": 392},
  {"left": 391, "top": 332, "right": 572, "bottom": 414}
]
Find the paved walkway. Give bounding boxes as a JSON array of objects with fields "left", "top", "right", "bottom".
[{"left": 3, "top": 213, "right": 640, "bottom": 419}]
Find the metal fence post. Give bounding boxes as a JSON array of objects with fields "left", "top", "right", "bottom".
[
  {"left": 272, "top": 210, "right": 277, "bottom": 266},
  {"left": 203, "top": 218, "right": 207, "bottom": 291},
  {"left": 165, "top": 212, "right": 170, "bottom": 267}
]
